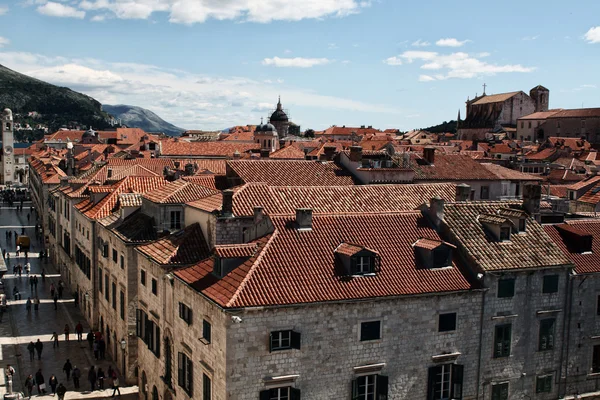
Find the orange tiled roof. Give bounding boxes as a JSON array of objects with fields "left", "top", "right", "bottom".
[
  {"left": 545, "top": 220, "right": 600, "bottom": 274},
  {"left": 410, "top": 153, "right": 499, "bottom": 181},
  {"left": 269, "top": 145, "right": 306, "bottom": 160},
  {"left": 175, "top": 211, "right": 475, "bottom": 308},
  {"left": 136, "top": 223, "right": 210, "bottom": 266},
  {"left": 227, "top": 160, "right": 356, "bottom": 186},
  {"left": 160, "top": 140, "right": 260, "bottom": 157},
  {"left": 480, "top": 163, "right": 542, "bottom": 181},
  {"left": 143, "top": 179, "right": 218, "bottom": 204}
]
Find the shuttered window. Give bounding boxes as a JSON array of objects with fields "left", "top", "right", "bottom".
[
  {"left": 269, "top": 330, "right": 301, "bottom": 352},
  {"left": 178, "top": 352, "right": 193, "bottom": 395},
  {"left": 427, "top": 364, "right": 463, "bottom": 400},
  {"left": 351, "top": 374, "right": 388, "bottom": 400}
]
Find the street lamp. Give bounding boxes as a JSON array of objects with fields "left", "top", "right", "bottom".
[
  {"left": 85, "top": 292, "right": 90, "bottom": 301},
  {"left": 120, "top": 338, "right": 127, "bottom": 350}
]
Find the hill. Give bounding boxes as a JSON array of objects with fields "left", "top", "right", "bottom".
[
  {"left": 422, "top": 120, "right": 457, "bottom": 134},
  {"left": 102, "top": 105, "right": 184, "bottom": 136},
  {"left": 0, "top": 64, "right": 111, "bottom": 134}
]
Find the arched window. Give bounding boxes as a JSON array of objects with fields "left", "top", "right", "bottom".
[
  {"left": 152, "top": 386, "right": 159, "bottom": 400},
  {"left": 164, "top": 337, "right": 172, "bottom": 387},
  {"left": 142, "top": 372, "right": 148, "bottom": 400},
  {"left": 268, "top": 139, "right": 271, "bottom": 148}
]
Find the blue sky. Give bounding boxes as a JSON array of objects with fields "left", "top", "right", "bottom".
[{"left": 0, "top": 0, "right": 599, "bottom": 131}]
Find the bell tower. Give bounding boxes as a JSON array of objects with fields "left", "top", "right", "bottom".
[
  {"left": 530, "top": 85, "right": 549, "bottom": 113},
  {"left": 1, "top": 108, "right": 15, "bottom": 186}
]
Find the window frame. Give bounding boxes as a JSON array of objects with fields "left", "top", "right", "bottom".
[
  {"left": 494, "top": 324, "right": 512, "bottom": 358},
  {"left": 202, "top": 319, "right": 212, "bottom": 344},
  {"left": 491, "top": 382, "right": 509, "bottom": 400},
  {"left": 112, "top": 282, "right": 117, "bottom": 310},
  {"left": 269, "top": 330, "right": 301, "bottom": 352},
  {"left": 535, "top": 375, "right": 552, "bottom": 393},
  {"left": 538, "top": 318, "right": 555, "bottom": 351},
  {"left": 141, "top": 270, "right": 146, "bottom": 286},
  {"left": 427, "top": 364, "right": 463, "bottom": 400},
  {"left": 438, "top": 313, "right": 457, "bottom": 333},
  {"left": 542, "top": 275, "right": 559, "bottom": 294},
  {"left": 177, "top": 352, "right": 193, "bottom": 396},
  {"left": 499, "top": 227, "right": 511, "bottom": 241},
  {"left": 120, "top": 290, "right": 125, "bottom": 320},
  {"left": 151, "top": 278, "right": 157, "bottom": 295},
  {"left": 351, "top": 374, "right": 388, "bottom": 400},
  {"left": 360, "top": 320, "right": 382, "bottom": 342},
  {"left": 202, "top": 373, "right": 211, "bottom": 400},
  {"left": 178, "top": 302, "right": 192, "bottom": 325},
  {"left": 112, "top": 248, "right": 118, "bottom": 263},
  {"left": 497, "top": 278, "right": 515, "bottom": 298}
]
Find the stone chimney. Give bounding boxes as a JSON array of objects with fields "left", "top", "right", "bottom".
[
  {"left": 455, "top": 183, "right": 471, "bottom": 202},
  {"left": 221, "top": 189, "right": 234, "bottom": 218},
  {"left": 423, "top": 147, "right": 435, "bottom": 164},
  {"left": 523, "top": 183, "right": 541, "bottom": 219},
  {"left": 349, "top": 146, "right": 363, "bottom": 162},
  {"left": 260, "top": 149, "right": 270, "bottom": 158},
  {"left": 429, "top": 196, "right": 445, "bottom": 229},
  {"left": 107, "top": 168, "right": 113, "bottom": 179},
  {"left": 253, "top": 206, "right": 264, "bottom": 224},
  {"left": 296, "top": 208, "right": 313, "bottom": 230}
]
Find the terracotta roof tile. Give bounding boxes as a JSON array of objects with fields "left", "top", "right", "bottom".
[
  {"left": 471, "top": 91, "right": 520, "bottom": 105},
  {"left": 143, "top": 179, "right": 219, "bottom": 204},
  {"left": 410, "top": 153, "right": 499, "bottom": 181},
  {"left": 544, "top": 221, "right": 600, "bottom": 274},
  {"left": 269, "top": 145, "right": 306, "bottom": 160},
  {"left": 175, "top": 212, "right": 475, "bottom": 308},
  {"left": 160, "top": 140, "right": 260, "bottom": 157},
  {"left": 137, "top": 223, "right": 210, "bottom": 266},
  {"left": 214, "top": 243, "right": 258, "bottom": 258},
  {"left": 481, "top": 163, "right": 542, "bottom": 181},
  {"left": 548, "top": 108, "right": 600, "bottom": 119}
]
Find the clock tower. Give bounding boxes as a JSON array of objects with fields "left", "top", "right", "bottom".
[{"left": 2, "top": 108, "right": 15, "bottom": 186}]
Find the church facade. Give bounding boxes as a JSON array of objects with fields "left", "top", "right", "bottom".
[{"left": 458, "top": 85, "right": 549, "bottom": 140}]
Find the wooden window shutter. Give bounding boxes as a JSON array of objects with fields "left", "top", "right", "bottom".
[
  {"left": 290, "top": 387, "right": 301, "bottom": 400},
  {"left": 450, "top": 364, "right": 464, "bottom": 399},
  {"left": 351, "top": 378, "right": 358, "bottom": 400},
  {"left": 259, "top": 390, "right": 270, "bottom": 400},
  {"left": 350, "top": 257, "right": 357, "bottom": 275},
  {"left": 268, "top": 332, "right": 273, "bottom": 353},
  {"left": 376, "top": 375, "right": 388, "bottom": 399},
  {"left": 188, "top": 308, "right": 193, "bottom": 325},
  {"left": 155, "top": 326, "right": 161, "bottom": 358},
  {"left": 291, "top": 331, "right": 301, "bottom": 350},
  {"left": 427, "top": 366, "right": 440, "bottom": 400}
]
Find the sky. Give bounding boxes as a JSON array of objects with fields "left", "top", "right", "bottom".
[{"left": 0, "top": 1, "right": 599, "bottom": 132}]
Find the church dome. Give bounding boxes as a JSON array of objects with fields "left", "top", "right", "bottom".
[
  {"left": 269, "top": 97, "right": 288, "bottom": 123},
  {"left": 82, "top": 128, "right": 96, "bottom": 138},
  {"left": 256, "top": 123, "right": 277, "bottom": 133}
]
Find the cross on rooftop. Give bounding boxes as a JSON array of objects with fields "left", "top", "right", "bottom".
[{"left": 483, "top": 83, "right": 487, "bottom": 95}]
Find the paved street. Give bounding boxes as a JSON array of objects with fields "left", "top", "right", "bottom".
[{"left": 0, "top": 200, "right": 138, "bottom": 399}]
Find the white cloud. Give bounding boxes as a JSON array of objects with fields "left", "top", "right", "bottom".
[
  {"left": 90, "top": 14, "right": 107, "bottom": 22},
  {"left": 436, "top": 38, "right": 470, "bottom": 47},
  {"left": 262, "top": 57, "right": 331, "bottom": 68},
  {"left": 522, "top": 35, "right": 540, "bottom": 41},
  {"left": 283, "top": 49, "right": 292, "bottom": 54},
  {"left": 0, "top": 50, "right": 396, "bottom": 130},
  {"left": 328, "top": 43, "right": 338, "bottom": 49},
  {"left": 0, "top": 37, "right": 9, "bottom": 48},
  {"left": 37, "top": 2, "right": 85, "bottom": 18},
  {"left": 386, "top": 50, "right": 535, "bottom": 80},
  {"left": 0, "top": 6, "right": 8, "bottom": 15},
  {"left": 383, "top": 56, "right": 402, "bottom": 66},
  {"left": 412, "top": 39, "right": 430, "bottom": 47},
  {"left": 341, "top": 60, "right": 351, "bottom": 64},
  {"left": 584, "top": 26, "right": 600, "bottom": 44},
  {"left": 68, "top": 0, "right": 369, "bottom": 24}
]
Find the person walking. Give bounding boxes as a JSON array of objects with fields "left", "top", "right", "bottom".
[
  {"left": 63, "top": 359, "right": 73, "bottom": 381},
  {"left": 87, "top": 331, "right": 94, "bottom": 350},
  {"left": 33, "top": 295, "right": 40, "bottom": 311},
  {"left": 27, "top": 341, "right": 35, "bottom": 361},
  {"left": 54, "top": 292, "right": 59, "bottom": 310},
  {"left": 5, "top": 364, "right": 15, "bottom": 394},
  {"left": 56, "top": 383, "right": 67, "bottom": 400},
  {"left": 76, "top": 321, "right": 83, "bottom": 341},
  {"left": 72, "top": 366, "right": 81, "bottom": 389},
  {"left": 24, "top": 374, "right": 35, "bottom": 398},
  {"left": 29, "top": 275, "right": 34, "bottom": 291},
  {"left": 33, "top": 274, "right": 38, "bottom": 290},
  {"left": 88, "top": 365, "right": 97, "bottom": 392},
  {"left": 35, "top": 338, "right": 44, "bottom": 359},
  {"left": 50, "top": 283, "right": 55, "bottom": 298},
  {"left": 49, "top": 374, "right": 58, "bottom": 395},
  {"left": 25, "top": 296, "right": 31, "bottom": 313},
  {"left": 64, "top": 324, "right": 70, "bottom": 341},
  {"left": 111, "top": 374, "right": 121, "bottom": 398},
  {"left": 58, "top": 280, "right": 64, "bottom": 299},
  {"left": 35, "top": 369, "right": 46, "bottom": 394},
  {"left": 97, "top": 367, "right": 105, "bottom": 390},
  {"left": 51, "top": 331, "right": 60, "bottom": 348}
]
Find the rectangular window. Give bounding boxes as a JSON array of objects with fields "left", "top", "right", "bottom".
[
  {"left": 351, "top": 374, "right": 388, "bottom": 400},
  {"left": 151, "top": 278, "right": 157, "bottom": 295},
  {"left": 494, "top": 324, "right": 512, "bottom": 358},
  {"left": 202, "top": 374, "right": 211, "bottom": 400},
  {"left": 543, "top": 275, "right": 559, "bottom": 294},
  {"left": 102, "top": 244, "right": 108, "bottom": 258},
  {"left": 112, "top": 283, "right": 117, "bottom": 310},
  {"left": 179, "top": 303, "right": 192, "bottom": 325},
  {"left": 518, "top": 219, "right": 526, "bottom": 232},
  {"left": 439, "top": 313, "right": 457, "bottom": 332},
  {"left": 498, "top": 278, "right": 515, "bottom": 298},
  {"left": 536, "top": 375, "right": 552, "bottom": 393},
  {"left": 120, "top": 291, "right": 125, "bottom": 320},
  {"left": 120, "top": 255, "right": 125, "bottom": 269},
  {"left": 170, "top": 211, "right": 181, "bottom": 230},
  {"left": 480, "top": 186, "right": 490, "bottom": 200},
  {"left": 270, "top": 330, "right": 301, "bottom": 351},
  {"left": 427, "top": 364, "right": 463, "bottom": 400},
  {"left": 202, "top": 320, "right": 212, "bottom": 344},
  {"left": 539, "top": 318, "right": 555, "bottom": 351},
  {"left": 112, "top": 249, "right": 118, "bottom": 263},
  {"left": 178, "top": 352, "right": 193, "bottom": 395},
  {"left": 98, "top": 267, "right": 103, "bottom": 293},
  {"left": 357, "top": 256, "right": 371, "bottom": 274},
  {"left": 260, "top": 387, "right": 302, "bottom": 400},
  {"left": 499, "top": 227, "right": 511, "bottom": 241},
  {"left": 593, "top": 345, "right": 600, "bottom": 373},
  {"left": 360, "top": 320, "right": 381, "bottom": 342},
  {"left": 105, "top": 275, "right": 109, "bottom": 301},
  {"left": 597, "top": 295, "right": 600, "bottom": 316},
  {"left": 491, "top": 382, "right": 509, "bottom": 400},
  {"left": 141, "top": 270, "right": 146, "bottom": 286}
]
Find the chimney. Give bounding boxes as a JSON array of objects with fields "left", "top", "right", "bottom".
[
  {"left": 349, "top": 146, "right": 363, "bottom": 162},
  {"left": 296, "top": 208, "right": 313, "bottom": 230},
  {"left": 423, "top": 147, "right": 435, "bottom": 164},
  {"left": 455, "top": 183, "right": 471, "bottom": 202},
  {"left": 260, "top": 149, "right": 270, "bottom": 158},
  {"left": 233, "top": 150, "right": 241, "bottom": 159},
  {"left": 221, "top": 189, "right": 234, "bottom": 218},
  {"left": 523, "top": 183, "right": 541, "bottom": 220},
  {"left": 429, "top": 196, "right": 445, "bottom": 229},
  {"left": 174, "top": 161, "right": 181, "bottom": 169},
  {"left": 253, "top": 206, "right": 264, "bottom": 224},
  {"left": 107, "top": 168, "right": 113, "bottom": 179}
]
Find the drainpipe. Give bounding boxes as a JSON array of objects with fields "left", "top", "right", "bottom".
[{"left": 476, "top": 284, "right": 486, "bottom": 400}]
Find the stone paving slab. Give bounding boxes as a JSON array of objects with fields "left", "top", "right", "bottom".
[{"left": 0, "top": 203, "right": 139, "bottom": 399}]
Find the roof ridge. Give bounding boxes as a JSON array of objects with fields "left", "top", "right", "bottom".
[{"left": 226, "top": 232, "right": 278, "bottom": 308}]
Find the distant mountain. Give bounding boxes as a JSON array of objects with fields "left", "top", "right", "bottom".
[
  {"left": 103, "top": 104, "right": 184, "bottom": 136},
  {"left": 0, "top": 64, "right": 111, "bottom": 134}
]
